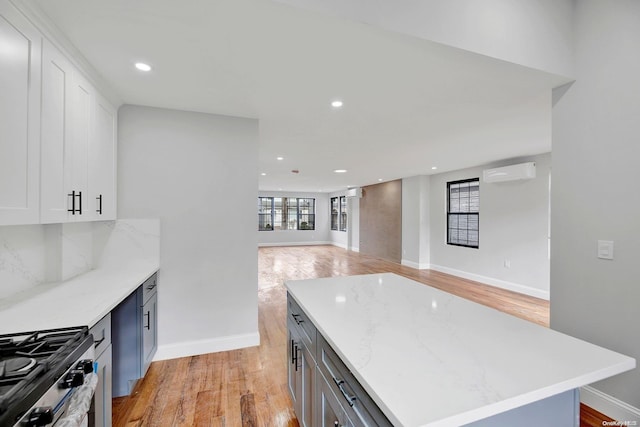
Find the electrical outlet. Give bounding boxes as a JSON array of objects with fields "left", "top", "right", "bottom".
[
  {"left": 504, "top": 259, "right": 511, "bottom": 268},
  {"left": 597, "top": 240, "right": 614, "bottom": 260}
]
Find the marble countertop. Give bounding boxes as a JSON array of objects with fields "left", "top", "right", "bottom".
[
  {"left": 285, "top": 273, "right": 635, "bottom": 427},
  {"left": 0, "top": 260, "right": 159, "bottom": 334}
]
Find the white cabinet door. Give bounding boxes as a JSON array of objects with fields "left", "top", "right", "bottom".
[
  {"left": 67, "top": 71, "right": 93, "bottom": 221},
  {"left": 42, "top": 40, "right": 117, "bottom": 223},
  {"left": 41, "top": 39, "right": 73, "bottom": 223},
  {"left": 0, "top": 1, "right": 41, "bottom": 225},
  {"left": 90, "top": 94, "right": 117, "bottom": 220}
]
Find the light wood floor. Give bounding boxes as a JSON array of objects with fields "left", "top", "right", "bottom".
[{"left": 112, "top": 245, "right": 605, "bottom": 426}]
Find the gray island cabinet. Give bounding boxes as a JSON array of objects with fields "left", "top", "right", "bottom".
[{"left": 285, "top": 273, "right": 635, "bottom": 427}]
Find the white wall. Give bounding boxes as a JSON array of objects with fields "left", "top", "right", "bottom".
[
  {"left": 429, "top": 153, "right": 551, "bottom": 299},
  {"left": 402, "top": 175, "right": 431, "bottom": 269},
  {"left": 551, "top": 0, "right": 640, "bottom": 416},
  {"left": 118, "top": 105, "right": 259, "bottom": 360},
  {"left": 273, "top": 0, "right": 574, "bottom": 77},
  {"left": 257, "top": 191, "right": 330, "bottom": 246}
]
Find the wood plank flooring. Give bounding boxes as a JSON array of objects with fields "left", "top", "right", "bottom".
[{"left": 112, "top": 245, "right": 607, "bottom": 426}]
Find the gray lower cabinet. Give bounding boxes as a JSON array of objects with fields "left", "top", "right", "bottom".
[
  {"left": 287, "top": 293, "right": 391, "bottom": 427},
  {"left": 141, "top": 274, "right": 158, "bottom": 376},
  {"left": 317, "top": 367, "right": 354, "bottom": 427},
  {"left": 90, "top": 313, "right": 112, "bottom": 427},
  {"left": 287, "top": 318, "right": 314, "bottom": 427},
  {"left": 112, "top": 272, "right": 159, "bottom": 397}
]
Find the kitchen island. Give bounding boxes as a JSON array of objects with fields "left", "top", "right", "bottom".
[{"left": 285, "top": 273, "right": 635, "bottom": 427}]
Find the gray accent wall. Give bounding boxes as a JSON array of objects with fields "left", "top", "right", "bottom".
[{"left": 551, "top": 0, "right": 640, "bottom": 408}]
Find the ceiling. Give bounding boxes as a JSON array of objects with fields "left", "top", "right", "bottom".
[{"left": 34, "top": 0, "right": 566, "bottom": 193}]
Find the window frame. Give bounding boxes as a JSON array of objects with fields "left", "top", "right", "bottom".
[
  {"left": 446, "top": 178, "right": 480, "bottom": 249},
  {"left": 330, "top": 197, "right": 339, "bottom": 231},
  {"left": 258, "top": 197, "right": 315, "bottom": 231},
  {"left": 339, "top": 196, "right": 347, "bottom": 232}
]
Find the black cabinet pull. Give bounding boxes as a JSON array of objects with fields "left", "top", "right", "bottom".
[
  {"left": 67, "top": 191, "right": 83, "bottom": 214},
  {"left": 94, "top": 337, "right": 105, "bottom": 347},
  {"left": 144, "top": 311, "right": 150, "bottom": 330},
  {"left": 293, "top": 345, "right": 299, "bottom": 371},
  {"left": 292, "top": 313, "right": 303, "bottom": 325},
  {"left": 96, "top": 194, "right": 103, "bottom": 214},
  {"left": 333, "top": 377, "right": 357, "bottom": 407},
  {"left": 290, "top": 339, "right": 295, "bottom": 364},
  {"left": 67, "top": 191, "right": 76, "bottom": 214}
]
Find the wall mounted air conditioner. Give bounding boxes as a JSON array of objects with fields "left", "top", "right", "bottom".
[
  {"left": 345, "top": 187, "right": 363, "bottom": 198},
  {"left": 483, "top": 162, "right": 536, "bottom": 183}
]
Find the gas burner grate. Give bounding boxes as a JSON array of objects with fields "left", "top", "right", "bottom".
[{"left": 0, "top": 326, "right": 90, "bottom": 418}]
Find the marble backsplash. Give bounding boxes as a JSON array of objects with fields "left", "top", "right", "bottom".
[{"left": 0, "top": 219, "right": 160, "bottom": 300}]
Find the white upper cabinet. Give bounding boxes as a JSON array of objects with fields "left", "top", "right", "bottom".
[
  {"left": 0, "top": 2, "right": 42, "bottom": 225},
  {"left": 41, "top": 40, "right": 117, "bottom": 223},
  {"left": 67, "top": 70, "right": 93, "bottom": 221},
  {"left": 41, "top": 39, "right": 73, "bottom": 223},
  {"left": 90, "top": 94, "right": 117, "bottom": 220}
]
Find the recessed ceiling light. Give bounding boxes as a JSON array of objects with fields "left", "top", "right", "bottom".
[
  {"left": 277, "top": 156, "right": 284, "bottom": 160},
  {"left": 378, "top": 178, "right": 383, "bottom": 182},
  {"left": 431, "top": 166, "right": 438, "bottom": 170},
  {"left": 334, "top": 169, "right": 347, "bottom": 173},
  {"left": 261, "top": 172, "right": 266, "bottom": 176},
  {"left": 135, "top": 62, "right": 152, "bottom": 72},
  {"left": 331, "top": 100, "right": 343, "bottom": 108}
]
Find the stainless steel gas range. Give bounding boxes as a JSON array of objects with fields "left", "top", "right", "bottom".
[{"left": 0, "top": 327, "right": 96, "bottom": 427}]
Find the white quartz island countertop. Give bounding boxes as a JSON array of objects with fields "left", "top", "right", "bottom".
[
  {"left": 0, "top": 261, "right": 158, "bottom": 334},
  {"left": 285, "top": 273, "right": 636, "bottom": 427}
]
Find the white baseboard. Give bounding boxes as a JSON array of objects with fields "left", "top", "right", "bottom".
[
  {"left": 331, "top": 242, "right": 347, "bottom": 249},
  {"left": 401, "top": 259, "right": 431, "bottom": 270},
  {"left": 350, "top": 246, "right": 359, "bottom": 252},
  {"left": 153, "top": 332, "right": 260, "bottom": 361},
  {"left": 429, "top": 264, "right": 550, "bottom": 300},
  {"left": 581, "top": 385, "right": 640, "bottom": 423},
  {"left": 258, "top": 241, "right": 332, "bottom": 247}
]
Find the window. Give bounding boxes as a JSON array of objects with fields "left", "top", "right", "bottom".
[
  {"left": 258, "top": 197, "right": 273, "bottom": 231},
  {"left": 258, "top": 197, "right": 315, "bottom": 231},
  {"left": 339, "top": 196, "right": 347, "bottom": 232},
  {"left": 330, "top": 196, "right": 347, "bottom": 231},
  {"left": 447, "top": 179, "right": 479, "bottom": 248},
  {"left": 331, "top": 197, "right": 339, "bottom": 231}
]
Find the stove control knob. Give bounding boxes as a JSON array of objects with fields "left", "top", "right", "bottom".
[
  {"left": 60, "top": 369, "right": 84, "bottom": 388},
  {"left": 76, "top": 359, "right": 94, "bottom": 374},
  {"left": 26, "top": 406, "right": 53, "bottom": 426}
]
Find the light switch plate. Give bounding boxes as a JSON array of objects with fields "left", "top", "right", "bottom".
[{"left": 597, "top": 240, "right": 614, "bottom": 260}]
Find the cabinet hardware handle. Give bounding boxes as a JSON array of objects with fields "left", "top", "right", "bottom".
[
  {"left": 68, "top": 191, "right": 76, "bottom": 214},
  {"left": 333, "top": 377, "right": 357, "bottom": 407},
  {"left": 292, "top": 313, "right": 303, "bottom": 324},
  {"left": 293, "top": 345, "right": 299, "bottom": 371},
  {"left": 77, "top": 191, "right": 82, "bottom": 214},
  {"left": 290, "top": 339, "right": 295, "bottom": 364},
  {"left": 96, "top": 194, "right": 102, "bottom": 214},
  {"left": 144, "top": 311, "right": 151, "bottom": 330},
  {"left": 146, "top": 284, "right": 156, "bottom": 291},
  {"left": 94, "top": 337, "right": 105, "bottom": 347}
]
